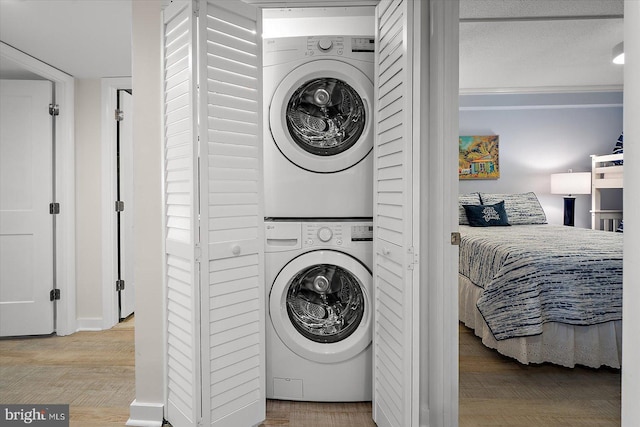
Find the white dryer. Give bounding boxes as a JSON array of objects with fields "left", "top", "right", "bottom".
[
  {"left": 265, "top": 219, "right": 373, "bottom": 401},
  {"left": 263, "top": 36, "right": 375, "bottom": 218}
]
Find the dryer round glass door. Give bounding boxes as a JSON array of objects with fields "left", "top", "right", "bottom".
[
  {"left": 269, "top": 60, "right": 373, "bottom": 173},
  {"left": 270, "top": 250, "right": 372, "bottom": 363},
  {"left": 286, "top": 78, "right": 365, "bottom": 157}
]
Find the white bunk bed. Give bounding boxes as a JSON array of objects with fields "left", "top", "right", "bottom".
[{"left": 591, "top": 153, "right": 623, "bottom": 231}]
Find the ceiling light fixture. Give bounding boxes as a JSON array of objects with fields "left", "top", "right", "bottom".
[{"left": 612, "top": 41, "right": 624, "bottom": 65}]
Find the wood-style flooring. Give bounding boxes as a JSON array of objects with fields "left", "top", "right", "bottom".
[
  {"left": 0, "top": 318, "right": 621, "bottom": 426},
  {"left": 0, "top": 317, "right": 135, "bottom": 427},
  {"left": 458, "top": 324, "right": 620, "bottom": 427}
]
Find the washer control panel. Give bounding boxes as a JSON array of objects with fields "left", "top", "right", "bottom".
[
  {"left": 302, "top": 222, "right": 373, "bottom": 248},
  {"left": 306, "top": 36, "right": 344, "bottom": 56}
]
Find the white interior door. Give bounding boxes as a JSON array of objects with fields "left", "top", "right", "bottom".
[
  {"left": 118, "top": 89, "right": 135, "bottom": 319},
  {"left": 198, "top": 1, "right": 265, "bottom": 426},
  {"left": 0, "top": 79, "right": 54, "bottom": 337},
  {"left": 372, "top": 1, "right": 420, "bottom": 426}
]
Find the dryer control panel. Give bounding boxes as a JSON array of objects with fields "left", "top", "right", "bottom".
[
  {"left": 264, "top": 36, "right": 374, "bottom": 67},
  {"left": 265, "top": 220, "right": 373, "bottom": 252}
]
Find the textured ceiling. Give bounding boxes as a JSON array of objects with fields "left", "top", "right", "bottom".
[
  {"left": 459, "top": 0, "right": 624, "bottom": 92},
  {"left": 0, "top": 0, "right": 626, "bottom": 92}
]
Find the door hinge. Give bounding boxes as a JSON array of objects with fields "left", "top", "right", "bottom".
[
  {"left": 116, "top": 280, "right": 125, "bottom": 291},
  {"left": 49, "top": 104, "right": 60, "bottom": 116},
  {"left": 407, "top": 246, "right": 418, "bottom": 270},
  {"left": 115, "top": 200, "right": 125, "bottom": 212},
  {"left": 50, "top": 203, "right": 60, "bottom": 214},
  {"left": 115, "top": 109, "right": 124, "bottom": 121},
  {"left": 451, "top": 232, "right": 461, "bottom": 246},
  {"left": 194, "top": 243, "right": 202, "bottom": 263},
  {"left": 50, "top": 289, "right": 61, "bottom": 301}
]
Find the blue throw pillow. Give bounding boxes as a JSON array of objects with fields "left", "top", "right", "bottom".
[
  {"left": 463, "top": 201, "right": 510, "bottom": 227},
  {"left": 616, "top": 220, "right": 623, "bottom": 233}
]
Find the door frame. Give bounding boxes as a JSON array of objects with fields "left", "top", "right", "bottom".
[
  {"left": 101, "top": 77, "right": 133, "bottom": 329},
  {"left": 0, "top": 42, "right": 76, "bottom": 336}
]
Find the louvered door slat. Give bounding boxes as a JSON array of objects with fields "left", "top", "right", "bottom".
[
  {"left": 163, "top": 2, "right": 199, "bottom": 426},
  {"left": 373, "top": 0, "right": 417, "bottom": 426},
  {"left": 198, "top": 2, "right": 264, "bottom": 427},
  {"left": 206, "top": 54, "right": 259, "bottom": 80}
]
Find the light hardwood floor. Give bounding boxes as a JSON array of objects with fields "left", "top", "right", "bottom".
[
  {"left": 0, "top": 318, "right": 620, "bottom": 426},
  {"left": 0, "top": 317, "right": 135, "bottom": 427},
  {"left": 458, "top": 324, "right": 620, "bottom": 427}
]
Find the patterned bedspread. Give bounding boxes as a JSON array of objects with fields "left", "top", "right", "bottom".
[{"left": 459, "top": 225, "right": 623, "bottom": 340}]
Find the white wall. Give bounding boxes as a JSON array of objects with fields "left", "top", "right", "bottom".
[
  {"left": 262, "top": 6, "right": 374, "bottom": 38},
  {"left": 459, "top": 92, "right": 623, "bottom": 229},
  {"left": 622, "top": 1, "right": 640, "bottom": 425},
  {"left": 75, "top": 78, "right": 104, "bottom": 328}
]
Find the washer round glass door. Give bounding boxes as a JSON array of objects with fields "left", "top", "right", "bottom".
[
  {"left": 270, "top": 250, "right": 372, "bottom": 363},
  {"left": 269, "top": 60, "right": 373, "bottom": 173}
]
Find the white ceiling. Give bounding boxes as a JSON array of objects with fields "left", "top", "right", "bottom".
[
  {"left": 0, "top": 0, "right": 132, "bottom": 79},
  {"left": 0, "top": 0, "right": 625, "bottom": 92},
  {"left": 459, "top": 0, "right": 624, "bottom": 92}
]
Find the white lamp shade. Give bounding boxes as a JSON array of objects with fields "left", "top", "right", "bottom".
[
  {"left": 550, "top": 172, "right": 591, "bottom": 195},
  {"left": 613, "top": 41, "right": 624, "bottom": 65}
]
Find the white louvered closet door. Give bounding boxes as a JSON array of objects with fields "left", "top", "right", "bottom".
[
  {"left": 163, "top": 1, "right": 264, "bottom": 426},
  {"left": 163, "top": 2, "right": 200, "bottom": 427},
  {"left": 373, "top": 1, "right": 420, "bottom": 426},
  {"left": 198, "top": 1, "right": 264, "bottom": 426}
]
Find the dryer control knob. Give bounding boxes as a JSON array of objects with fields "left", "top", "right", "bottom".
[
  {"left": 318, "top": 38, "right": 333, "bottom": 51},
  {"left": 317, "top": 227, "right": 333, "bottom": 242}
]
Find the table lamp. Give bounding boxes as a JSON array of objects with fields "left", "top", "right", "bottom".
[{"left": 550, "top": 170, "right": 591, "bottom": 226}]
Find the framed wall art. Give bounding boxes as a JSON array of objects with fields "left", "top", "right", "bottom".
[{"left": 459, "top": 135, "right": 500, "bottom": 180}]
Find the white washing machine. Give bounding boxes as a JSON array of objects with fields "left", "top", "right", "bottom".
[
  {"left": 263, "top": 36, "right": 375, "bottom": 218},
  {"left": 265, "top": 219, "right": 373, "bottom": 401}
]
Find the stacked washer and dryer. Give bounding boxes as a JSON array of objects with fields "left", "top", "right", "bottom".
[{"left": 263, "top": 35, "right": 375, "bottom": 402}]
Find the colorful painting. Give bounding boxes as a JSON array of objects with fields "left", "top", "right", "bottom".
[{"left": 459, "top": 135, "right": 500, "bottom": 180}]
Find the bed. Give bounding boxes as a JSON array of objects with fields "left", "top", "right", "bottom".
[{"left": 458, "top": 192, "right": 623, "bottom": 369}]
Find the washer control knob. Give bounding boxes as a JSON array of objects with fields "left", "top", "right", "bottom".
[
  {"left": 317, "top": 227, "right": 333, "bottom": 242},
  {"left": 318, "top": 38, "right": 333, "bottom": 51}
]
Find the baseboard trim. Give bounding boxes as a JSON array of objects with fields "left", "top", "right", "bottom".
[
  {"left": 75, "top": 317, "right": 104, "bottom": 331},
  {"left": 126, "top": 400, "right": 164, "bottom": 427}
]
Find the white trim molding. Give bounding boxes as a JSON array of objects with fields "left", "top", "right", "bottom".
[
  {"left": 75, "top": 317, "right": 104, "bottom": 332},
  {"left": 459, "top": 84, "right": 624, "bottom": 95},
  {"left": 126, "top": 400, "right": 164, "bottom": 427}
]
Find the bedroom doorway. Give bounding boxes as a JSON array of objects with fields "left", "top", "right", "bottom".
[{"left": 457, "top": 2, "right": 625, "bottom": 425}]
